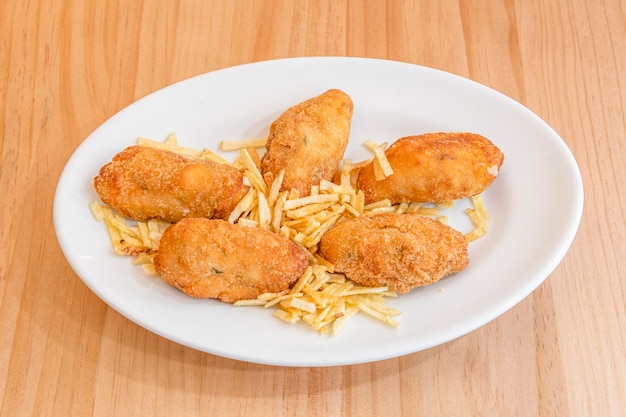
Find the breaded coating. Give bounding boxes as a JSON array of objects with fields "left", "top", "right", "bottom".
[
  {"left": 260, "top": 89, "right": 353, "bottom": 196},
  {"left": 356, "top": 132, "right": 504, "bottom": 204},
  {"left": 153, "top": 218, "right": 309, "bottom": 303},
  {"left": 94, "top": 146, "right": 248, "bottom": 223},
  {"left": 318, "top": 213, "right": 469, "bottom": 293}
]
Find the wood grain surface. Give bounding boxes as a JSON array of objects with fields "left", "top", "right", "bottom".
[{"left": 1, "top": 1, "right": 624, "bottom": 415}]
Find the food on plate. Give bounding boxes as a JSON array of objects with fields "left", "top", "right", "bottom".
[
  {"left": 153, "top": 218, "right": 310, "bottom": 303},
  {"left": 89, "top": 89, "right": 506, "bottom": 335},
  {"left": 260, "top": 89, "right": 353, "bottom": 196},
  {"left": 318, "top": 212, "right": 469, "bottom": 293},
  {"left": 356, "top": 132, "right": 504, "bottom": 204},
  {"left": 93, "top": 145, "right": 249, "bottom": 223}
]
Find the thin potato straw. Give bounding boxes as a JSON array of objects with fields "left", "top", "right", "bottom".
[{"left": 364, "top": 140, "right": 394, "bottom": 181}]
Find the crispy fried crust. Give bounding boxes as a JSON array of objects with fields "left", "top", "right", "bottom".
[
  {"left": 318, "top": 213, "right": 469, "bottom": 293},
  {"left": 93, "top": 146, "right": 249, "bottom": 223},
  {"left": 356, "top": 132, "right": 504, "bottom": 204},
  {"left": 153, "top": 218, "right": 310, "bottom": 303},
  {"left": 260, "top": 89, "right": 353, "bottom": 196}
]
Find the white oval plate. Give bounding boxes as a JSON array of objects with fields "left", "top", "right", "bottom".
[{"left": 54, "top": 57, "right": 583, "bottom": 367}]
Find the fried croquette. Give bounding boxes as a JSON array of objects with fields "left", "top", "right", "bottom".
[
  {"left": 153, "top": 218, "right": 310, "bottom": 303},
  {"left": 260, "top": 89, "right": 353, "bottom": 196},
  {"left": 356, "top": 132, "right": 504, "bottom": 204},
  {"left": 94, "top": 146, "right": 249, "bottom": 223},
  {"left": 318, "top": 213, "right": 469, "bottom": 293}
]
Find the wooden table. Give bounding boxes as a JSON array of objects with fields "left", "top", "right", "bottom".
[{"left": 2, "top": 1, "right": 624, "bottom": 415}]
